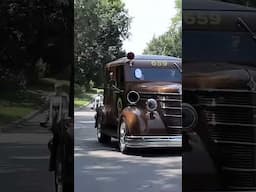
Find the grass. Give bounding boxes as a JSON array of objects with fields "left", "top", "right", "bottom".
[
  {"left": 0, "top": 89, "right": 43, "bottom": 126},
  {"left": 74, "top": 98, "right": 91, "bottom": 107},
  {"left": 0, "top": 106, "right": 34, "bottom": 126},
  {"left": 74, "top": 87, "right": 103, "bottom": 108},
  {"left": 0, "top": 77, "right": 68, "bottom": 127}
]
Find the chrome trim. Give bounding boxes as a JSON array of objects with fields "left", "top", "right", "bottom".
[
  {"left": 223, "top": 166, "right": 256, "bottom": 172},
  {"left": 163, "top": 114, "right": 182, "bottom": 117},
  {"left": 159, "top": 99, "right": 181, "bottom": 102},
  {"left": 228, "top": 186, "right": 256, "bottom": 190},
  {"left": 125, "top": 135, "right": 182, "bottom": 148},
  {"left": 141, "top": 98, "right": 181, "bottom": 102},
  {"left": 185, "top": 88, "right": 256, "bottom": 93},
  {"left": 213, "top": 139, "right": 256, "bottom": 146},
  {"left": 127, "top": 91, "right": 140, "bottom": 105},
  {"left": 161, "top": 106, "right": 182, "bottom": 110},
  {"left": 196, "top": 103, "right": 256, "bottom": 108},
  {"left": 184, "top": 89, "right": 256, "bottom": 93},
  {"left": 139, "top": 92, "right": 181, "bottom": 96},
  {"left": 208, "top": 121, "right": 256, "bottom": 127},
  {"left": 168, "top": 126, "right": 182, "bottom": 129}
]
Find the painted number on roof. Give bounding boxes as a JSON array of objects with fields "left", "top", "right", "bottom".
[
  {"left": 184, "top": 14, "right": 221, "bottom": 25},
  {"left": 151, "top": 61, "right": 168, "bottom": 67}
]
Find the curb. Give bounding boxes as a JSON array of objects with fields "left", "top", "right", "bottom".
[{"left": 0, "top": 106, "right": 47, "bottom": 133}]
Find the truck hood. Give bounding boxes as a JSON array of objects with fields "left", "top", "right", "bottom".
[
  {"left": 127, "top": 82, "right": 182, "bottom": 94},
  {"left": 183, "top": 62, "right": 256, "bottom": 90}
]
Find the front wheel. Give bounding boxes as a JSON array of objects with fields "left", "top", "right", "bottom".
[
  {"left": 96, "top": 121, "right": 111, "bottom": 144},
  {"left": 119, "top": 120, "right": 130, "bottom": 154}
]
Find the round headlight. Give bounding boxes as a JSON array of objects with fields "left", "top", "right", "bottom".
[
  {"left": 182, "top": 103, "right": 198, "bottom": 129},
  {"left": 127, "top": 91, "right": 140, "bottom": 105},
  {"left": 146, "top": 98, "right": 158, "bottom": 112}
]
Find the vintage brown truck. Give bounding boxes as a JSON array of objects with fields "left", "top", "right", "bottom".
[{"left": 95, "top": 53, "right": 182, "bottom": 153}]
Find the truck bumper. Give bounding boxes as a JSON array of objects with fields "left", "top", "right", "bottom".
[{"left": 125, "top": 135, "right": 182, "bottom": 148}]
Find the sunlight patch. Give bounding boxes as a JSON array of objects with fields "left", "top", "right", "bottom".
[
  {"left": 95, "top": 176, "right": 116, "bottom": 182},
  {"left": 84, "top": 165, "right": 122, "bottom": 170}
]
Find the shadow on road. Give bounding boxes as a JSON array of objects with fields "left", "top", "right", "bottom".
[
  {"left": 75, "top": 137, "right": 181, "bottom": 192},
  {"left": 79, "top": 135, "right": 181, "bottom": 157},
  {"left": 0, "top": 109, "right": 53, "bottom": 192},
  {"left": 100, "top": 140, "right": 181, "bottom": 157},
  {"left": 75, "top": 104, "right": 182, "bottom": 192}
]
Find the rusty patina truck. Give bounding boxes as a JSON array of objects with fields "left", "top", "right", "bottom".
[{"left": 95, "top": 53, "right": 182, "bottom": 153}]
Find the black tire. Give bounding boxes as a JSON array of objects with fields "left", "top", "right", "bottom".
[
  {"left": 119, "top": 120, "right": 130, "bottom": 154},
  {"left": 96, "top": 121, "right": 111, "bottom": 144}
]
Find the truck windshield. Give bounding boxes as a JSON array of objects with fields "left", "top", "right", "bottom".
[
  {"left": 130, "top": 67, "right": 181, "bottom": 82},
  {"left": 183, "top": 0, "right": 256, "bottom": 62}
]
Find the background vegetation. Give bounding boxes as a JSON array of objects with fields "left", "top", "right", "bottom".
[
  {"left": 143, "top": 0, "right": 181, "bottom": 58},
  {"left": 74, "top": 0, "right": 131, "bottom": 90},
  {"left": 0, "top": 0, "right": 73, "bottom": 125}
]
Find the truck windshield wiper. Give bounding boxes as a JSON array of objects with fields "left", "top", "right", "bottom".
[{"left": 237, "top": 17, "right": 256, "bottom": 42}]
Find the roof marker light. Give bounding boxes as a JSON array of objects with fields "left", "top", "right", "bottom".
[{"left": 127, "top": 52, "right": 135, "bottom": 60}]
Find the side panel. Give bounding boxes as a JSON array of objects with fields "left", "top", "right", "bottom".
[{"left": 120, "top": 106, "right": 168, "bottom": 136}]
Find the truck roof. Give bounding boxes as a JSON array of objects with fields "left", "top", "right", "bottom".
[
  {"left": 106, "top": 55, "right": 181, "bottom": 68},
  {"left": 183, "top": 0, "right": 256, "bottom": 11}
]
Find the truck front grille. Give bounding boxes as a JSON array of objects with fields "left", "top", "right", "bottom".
[
  {"left": 196, "top": 89, "right": 256, "bottom": 189},
  {"left": 140, "top": 92, "right": 182, "bottom": 135}
]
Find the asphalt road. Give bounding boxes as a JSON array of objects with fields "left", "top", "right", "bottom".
[
  {"left": 75, "top": 105, "right": 182, "bottom": 192},
  {"left": 0, "top": 110, "right": 54, "bottom": 192}
]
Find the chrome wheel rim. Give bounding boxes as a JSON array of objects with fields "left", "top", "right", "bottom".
[{"left": 119, "top": 122, "right": 126, "bottom": 152}]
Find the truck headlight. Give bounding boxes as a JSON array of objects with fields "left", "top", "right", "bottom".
[
  {"left": 182, "top": 103, "right": 198, "bottom": 130},
  {"left": 146, "top": 98, "right": 158, "bottom": 112},
  {"left": 127, "top": 91, "right": 140, "bottom": 105}
]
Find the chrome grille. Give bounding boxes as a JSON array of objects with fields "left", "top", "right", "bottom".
[
  {"left": 140, "top": 92, "right": 182, "bottom": 133},
  {"left": 196, "top": 90, "right": 256, "bottom": 189},
  {"left": 205, "top": 108, "right": 254, "bottom": 125}
]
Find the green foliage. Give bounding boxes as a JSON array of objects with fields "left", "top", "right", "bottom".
[
  {"left": 0, "top": 87, "right": 44, "bottom": 126},
  {"left": 74, "top": 0, "right": 131, "bottom": 88},
  {"left": 74, "top": 86, "right": 103, "bottom": 108},
  {"left": 143, "top": 0, "right": 181, "bottom": 57},
  {"left": 0, "top": 0, "right": 72, "bottom": 87}
]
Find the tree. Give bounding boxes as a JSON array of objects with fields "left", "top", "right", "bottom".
[
  {"left": 0, "top": 0, "right": 72, "bottom": 89},
  {"left": 74, "top": 0, "right": 131, "bottom": 89},
  {"left": 143, "top": 0, "right": 181, "bottom": 57}
]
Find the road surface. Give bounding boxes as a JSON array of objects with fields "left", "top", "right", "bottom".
[
  {"left": 75, "top": 104, "right": 182, "bottom": 192},
  {"left": 0, "top": 110, "right": 54, "bottom": 192}
]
